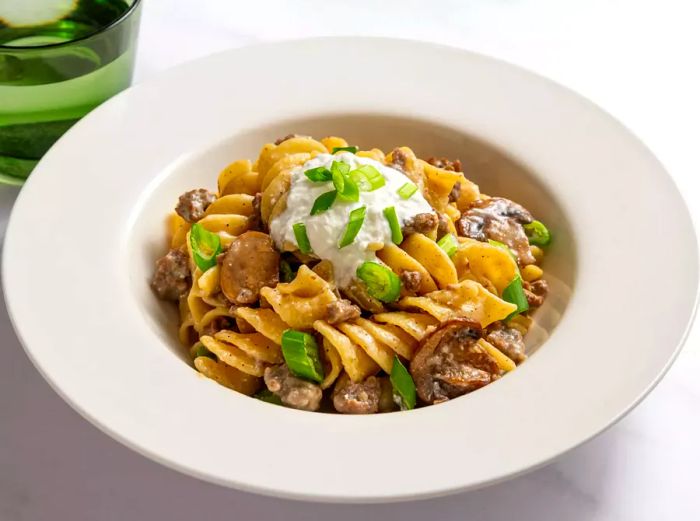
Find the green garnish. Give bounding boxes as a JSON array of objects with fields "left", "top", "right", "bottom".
[
  {"left": 390, "top": 356, "right": 416, "bottom": 410},
  {"left": 280, "top": 259, "right": 296, "bottom": 282},
  {"left": 292, "top": 222, "right": 312, "bottom": 254},
  {"left": 356, "top": 261, "right": 401, "bottom": 303},
  {"left": 190, "top": 342, "right": 216, "bottom": 361},
  {"left": 310, "top": 190, "right": 337, "bottom": 215},
  {"left": 281, "top": 329, "right": 325, "bottom": 383},
  {"left": 304, "top": 166, "right": 333, "bottom": 182},
  {"left": 338, "top": 206, "right": 366, "bottom": 248},
  {"left": 397, "top": 182, "right": 418, "bottom": 199},
  {"left": 254, "top": 389, "right": 283, "bottom": 405},
  {"left": 350, "top": 165, "right": 385, "bottom": 191},
  {"left": 503, "top": 275, "right": 529, "bottom": 319},
  {"left": 523, "top": 220, "right": 551, "bottom": 246},
  {"left": 437, "top": 234, "right": 458, "bottom": 257},
  {"left": 189, "top": 223, "right": 222, "bottom": 272},
  {"left": 331, "top": 160, "right": 359, "bottom": 202},
  {"left": 383, "top": 206, "right": 403, "bottom": 245},
  {"left": 331, "top": 145, "right": 359, "bottom": 154}
]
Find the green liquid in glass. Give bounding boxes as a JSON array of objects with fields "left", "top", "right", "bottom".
[{"left": 0, "top": 0, "right": 140, "bottom": 184}]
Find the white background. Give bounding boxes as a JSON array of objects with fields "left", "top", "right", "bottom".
[{"left": 2, "top": 1, "right": 699, "bottom": 519}]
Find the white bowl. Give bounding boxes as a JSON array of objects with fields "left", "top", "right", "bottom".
[{"left": 3, "top": 37, "right": 697, "bottom": 502}]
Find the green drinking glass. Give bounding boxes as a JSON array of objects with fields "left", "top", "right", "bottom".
[{"left": 0, "top": 0, "right": 142, "bottom": 185}]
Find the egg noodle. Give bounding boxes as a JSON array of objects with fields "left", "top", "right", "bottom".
[{"left": 153, "top": 135, "right": 550, "bottom": 413}]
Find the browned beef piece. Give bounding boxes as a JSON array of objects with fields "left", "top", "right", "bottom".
[
  {"left": 332, "top": 374, "right": 381, "bottom": 414},
  {"left": 456, "top": 197, "right": 535, "bottom": 265},
  {"left": 326, "top": 299, "right": 361, "bottom": 325},
  {"left": 389, "top": 147, "right": 409, "bottom": 172},
  {"left": 448, "top": 181, "right": 462, "bottom": 203},
  {"left": 427, "top": 156, "right": 462, "bottom": 172},
  {"left": 523, "top": 279, "right": 549, "bottom": 307},
  {"left": 410, "top": 318, "right": 500, "bottom": 404},
  {"left": 399, "top": 270, "right": 422, "bottom": 294},
  {"left": 219, "top": 231, "right": 280, "bottom": 305},
  {"left": 151, "top": 249, "right": 191, "bottom": 301},
  {"left": 402, "top": 212, "right": 438, "bottom": 237},
  {"left": 264, "top": 365, "right": 322, "bottom": 411},
  {"left": 247, "top": 192, "right": 264, "bottom": 232},
  {"left": 437, "top": 213, "right": 450, "bottom": 240},
  {"left": 175, "top": 188, "right": 216, "bottom": 223},
  {"left": 427, "top": 157, "right": 463, "bottom": 202},
  {"left": 486, "top": 323, "right": 527, "bottom": 364}
]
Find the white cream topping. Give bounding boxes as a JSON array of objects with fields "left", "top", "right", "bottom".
[{"left": 269, "top": 153, "right": 433, "bottom": 288}]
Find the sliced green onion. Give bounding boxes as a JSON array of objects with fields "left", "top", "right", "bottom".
[
  {"left": 304, "top": 166, "right": 332, "bottom": 182},
  {"left": 437, "top": 233, "right": 458, "bottom": 257},
  {"left": 488, "top": 239, "right": 518, "bottom": 262},
  {"left": 331, "top": 145, "right": 359, "bottom": 154},
  {"left": 523, "top": 220, "right": 551, "bottom": 247},
  {"left": 281, "top": 329, "right": 325, "bottom": 383},
  {"left": 310, "top": 190, "right": 337, "bottom": 215},
  {"left": 190, "top": 342, "right": 216, "bottom": 361},
  {"left": 350, "top": 165, "right": 385, "bottom": 191},
  {"left": 292, "top": 222, "right": 312, "bottom": 254},
  {"left": 503, "top": 275, "right": 529, "bottom": 320},
  {"left": 254, "top": 389, "right": 283, "bottom": 406},
  {"left": 356, "top": 261, "right": 401, "bottom": 303},
  {"left": 331, "top": 160, "right": 359, "bottom": 202},
  {"left": 383, "top": 206, "right": 403, "bottom": 245},
  {"left": 397, "top": 182, "right": 418, "bottom": 199},
  {"left": 189, "top": 223, "right": 222, "bottom": 272},
  {"left": 390, "top": 356, "right": 416, "bottom": 410},
  {"left": 338, "top": 206, "right": 366, "bottom": 248},
  {"left": 280, "top": 259, "right": 296, "bottom": 283},
  {"left": 331, "top": 159, "right": 350, "bottom": 176}
]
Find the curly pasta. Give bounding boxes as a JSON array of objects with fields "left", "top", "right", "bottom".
[
  {"left": 398, "top": 279, "right": 516, "bottom": 327},
  {"left": 259, "top": 265, "right": 337, "bottom": 329}
]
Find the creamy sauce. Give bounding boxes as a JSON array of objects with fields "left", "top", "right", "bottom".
[{"left": 269, "top": 153, "right": 433, "bottom": 287}]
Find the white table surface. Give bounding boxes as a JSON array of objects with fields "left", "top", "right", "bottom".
[{"left": 2, "top": 1, "right": 699, "bottom": 519}]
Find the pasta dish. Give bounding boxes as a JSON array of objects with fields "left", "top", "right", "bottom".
[{"left": 151, "top": 135, "right": 551, "bottom": 413}]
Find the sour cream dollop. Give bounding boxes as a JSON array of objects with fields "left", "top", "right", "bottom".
[{"left": 269, "top": 152, "right": 433, "bottom": 288}]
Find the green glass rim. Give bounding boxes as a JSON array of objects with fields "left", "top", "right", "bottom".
[{"left": 0, "top": 0, "right": 142, "bottom": 51}]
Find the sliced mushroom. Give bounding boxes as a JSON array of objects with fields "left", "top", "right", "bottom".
[
  {"left": 410, "top": 318, "right": 500, "bottom": 404},
  {"left": 220, "top": 231, "right": 280, "bottom": 305},
  {"left": 456, "top": 197, "right": 535, "bottom": 265}
]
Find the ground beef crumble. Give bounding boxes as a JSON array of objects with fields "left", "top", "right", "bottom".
[
  {"left": 175, "top": 189, "right": 216, "bottom": 223},
  {"left": 151, "top": 249, "right": 191, "bottom": 301}
]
